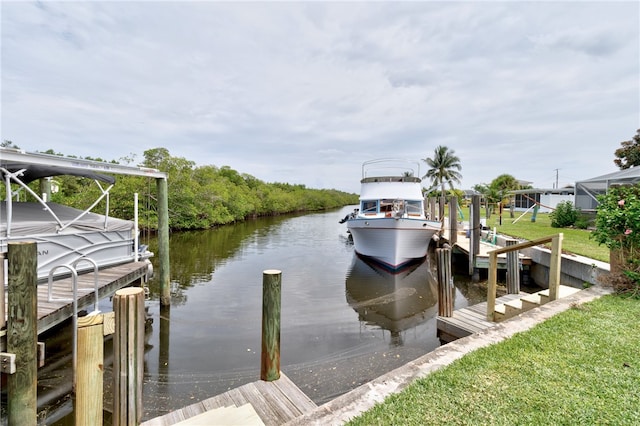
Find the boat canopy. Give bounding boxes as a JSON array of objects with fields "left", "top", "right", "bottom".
[
  {"left": 0, "top": 163, "right": 116, "bottom": 185},
  {"left": 360, "top": 180, "right": 423, "bottom": 201},
  {"left": 0, "top": 201, "right": 132, "bottom": 237}
]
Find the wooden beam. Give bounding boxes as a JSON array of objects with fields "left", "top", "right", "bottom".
[
  {"left": 548, "top": 233, "right": 564, "bottom": 301},
  {"left": 486, "top": 252, "right": 498, "bottom": 321}
]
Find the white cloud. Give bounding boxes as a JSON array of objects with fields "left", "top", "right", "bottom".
[{"left": 2, "top": 1, "right": 638, "bottom": 193}]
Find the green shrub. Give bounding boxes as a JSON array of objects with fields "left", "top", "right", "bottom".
[
  {"left": 574, "top": 215, "right": 591, "bottom": 229},
  {"left": 550, "top": 201, "right": 579, "bottom": 228},
  {"left": 591, "top": 184, "right": 640, "bottom": 298}
]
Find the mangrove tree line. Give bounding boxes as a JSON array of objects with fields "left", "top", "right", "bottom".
[{"left": 20, "top": 147, "right": 358, "bottom": 231}]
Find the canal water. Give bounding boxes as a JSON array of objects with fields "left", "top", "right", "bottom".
[{"left": 9, "top": 206, "right": 490, "bottom": 424}]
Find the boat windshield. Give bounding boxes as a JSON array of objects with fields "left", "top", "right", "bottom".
[
  {"left": 361, "top": 200, "right": 378, "bottom": 214},
  {"left": 406, "top": 200, "right": 423, "bottom": 216}
]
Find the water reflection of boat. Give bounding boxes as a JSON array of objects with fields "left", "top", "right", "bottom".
[{"left": 345, "top": 254, "right": 438, "bottom": 345}]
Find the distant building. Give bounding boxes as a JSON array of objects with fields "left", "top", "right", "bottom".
[
  {"left": 509, "top": 187, "right": 575, "bottom": 213},
  {"left": 575, "top": 167, "right": 640, "bottom": 212},
  {"left": 461, "top": 189, "right": 481, "bottom": 203}
]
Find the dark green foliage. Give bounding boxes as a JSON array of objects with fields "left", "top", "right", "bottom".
[
  {"left": 574, "top": 215, "right": 591, "bottom": 229},
  {"left": 549, "top": 201, "right": 579, "bottom": 228},
  {"left": 9, "top": 147, "right": 358, "bottom": 232},
  {"left": 614, "top": 129, "right": 640, "bottom": 169},
  {"left": 591, "top": 184, "right": 640, "bottom": 297}
]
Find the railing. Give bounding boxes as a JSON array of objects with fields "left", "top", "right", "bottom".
[
  {"left": 486, "top": 233, "right": 563, "bottom": 321},
  {"left": 47, "top": 258, "right": 101, "bottom": 382}
]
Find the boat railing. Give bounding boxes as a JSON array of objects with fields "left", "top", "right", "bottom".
[
  {"left": 47, "top": 258, "right": 101, "bottom": 385},
  {"left": 1, "top": 166, "right": 115, "bottom": 235},
  {"left": 361, "top": 158, "right": 421, "bottom": 180}
]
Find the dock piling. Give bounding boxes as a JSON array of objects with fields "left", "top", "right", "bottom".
[
  {"left": 0, "top": 253, "right": 5, "bottom": 330},
  {"left": 76, "top": 314, "right": 105, "bottom": 425},
  {"left": 506, "top": 239, "right": 520, "bottom": 294},
  {"left": 437, "top": 245, "right": 454, "bottom": 317},
  {"left": 448, "top": 196, "right": 458, "bottom": 246},
  {"left": 261, "top": 269, "right": 281, "bottom": 381},
  {"left": 157, "top": 177, "right": 171, "bottom": 307},
  {"left": 113, "top": 287, "right": 145, "bottom": 425},
  {"left": 6, "top": 242, "right": 38, "bottom": 426},
  {"left": 470, "top": 195, "right": 481, "bottom": 281}
]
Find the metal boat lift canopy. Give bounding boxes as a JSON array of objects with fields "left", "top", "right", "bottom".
[{"left": 0, "top": 147, "right": 167, "bottom": 182}]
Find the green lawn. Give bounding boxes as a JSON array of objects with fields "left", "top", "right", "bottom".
[
  {"left": 344, "top": 209, "right": 639, "bottom": 425},
  {"left": 347, "top": 294, "right": 640, "bottom": 425},
  {"left": 475, "top": 211, "right": 609, "bottom": 262}
]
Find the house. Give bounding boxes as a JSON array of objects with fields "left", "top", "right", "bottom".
[
  {"left": 575, "top": 167, "right": 640, "bottom": 212},
  {"left": 509, "top": 187, "right": 575, "bottom": 213}
]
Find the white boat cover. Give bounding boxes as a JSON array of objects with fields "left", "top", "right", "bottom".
[{"left": 0, "top": 201, "right": 133, "bottom": 237}]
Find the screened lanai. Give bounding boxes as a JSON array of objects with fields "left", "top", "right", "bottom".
[{"left": 574, "top": 167, "right": 640, "bottom": 212}]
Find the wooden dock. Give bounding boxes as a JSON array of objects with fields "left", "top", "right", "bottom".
[
  {"left": 140, "top": 372, "right": 317, "bottom": 426},
  {"left": 436, "top": 293, "right": 525, "bottom": 343},
  {"left": 452, "top": 234, "right": 531, "bottom": 269},
  {"left": 1, "top": 261, "right": 150, "bottom": 351}
]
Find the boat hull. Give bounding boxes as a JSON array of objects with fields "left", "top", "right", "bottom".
[{"left": 347, "top": 217, "right": 439, "bottom": 269}]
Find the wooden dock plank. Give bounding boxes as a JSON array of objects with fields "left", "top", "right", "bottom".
[
  {"left": 237, "top": 383, "right": 285, "bottom": 426},
  {"left": 453, "top": 237, "right": 531, "bottom": 268},
  {"left": 271, "top": 373, "right": 317, "bottom": 413},
  {"left": 140, "top": 373, "right": 317, "bottom": 426},
  {"left": 1, "top": 261, "right": 150, "bottom": 351},
  {"left": 438, "top": 293, "right": 531, "bottom": 341}
]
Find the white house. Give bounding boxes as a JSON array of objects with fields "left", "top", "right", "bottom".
[{"left": 509, "top": 187, "right": 575, "bottom": 213}]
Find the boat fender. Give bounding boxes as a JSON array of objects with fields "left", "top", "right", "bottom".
[{"left": 145, "top": 260, "right": 154, "bottom": 279}]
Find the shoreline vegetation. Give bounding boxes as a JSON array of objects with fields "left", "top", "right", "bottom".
[{"left": 27, "top": 148, "right": 358, "bottom": 231}]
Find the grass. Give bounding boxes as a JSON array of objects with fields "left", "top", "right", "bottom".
[
  {"left": 471, "top": 210, "right": 609, "bottom": 263},
  {"left": 347, "top": 294, "right": 640, "bottom": 425}
]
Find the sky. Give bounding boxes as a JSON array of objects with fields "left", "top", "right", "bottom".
[{"left": 1, "top": 1, "right": 639, "bottom": 194}]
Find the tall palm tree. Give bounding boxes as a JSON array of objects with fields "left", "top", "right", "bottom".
[{"left": 422, "top": 145, "right": 462, "bottom": 222}]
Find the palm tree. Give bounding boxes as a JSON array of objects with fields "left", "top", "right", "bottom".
[{"left": 422, "top": 145, "right": 462, "bottom": 222}]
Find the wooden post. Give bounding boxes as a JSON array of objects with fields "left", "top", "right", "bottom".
[
  {"left": 487, "top": 252, "right": 498, "bottom": 321},
  {"left": 113, "top": 287, "right": 145, "bottom": 425},
  {"left": 261, "top": 269, "right": 281, "bottom": 381},
  {"left": 448, "top": 196, "right": 458, "bottom": 245},
  {"left": 158, "top": 304, "right": 171, "bottom": 394},
  {"left": 548, "top": 233, "right": 563, "bottom": 301},
  {"left": 437, "top": 246, "right": 454, "bottom": 317},
  {"left": 7, "top": 242, "right": 38, "bottom": 426},
  {"left": 0, "top": 252, "right": 5, "bottom": 330},
  {"left": 470, "top": 195, "right": 481, "bottom": 281},
  {"left": 76, "top": 314, "right": 104, "bottom": 426},
  {"left": 429, "top": 197, "right": 436, "bottom": 221},
  {"left": 157, "top": 177, "right": 171, "bottom": 307},
  {"left": 506, "top": 239, "right": 520, "bottom": 294},
  {"left": 531, "top": 204, "right": 539, "bottom": 222}
]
